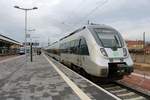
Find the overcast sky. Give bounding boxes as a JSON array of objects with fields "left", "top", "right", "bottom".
[{"left": 0, "top": 0, "right": 150, "bottom": 46}]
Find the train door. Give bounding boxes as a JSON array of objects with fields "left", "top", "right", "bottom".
[{"left": 78, "top": 38, "right": 89, "bottom": 68}]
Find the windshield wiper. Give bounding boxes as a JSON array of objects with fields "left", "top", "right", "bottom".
[{"left": 114, "top": 35, "right": 119, "bottom": 45}]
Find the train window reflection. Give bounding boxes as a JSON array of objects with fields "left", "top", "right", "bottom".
[
  {"left": 94, "top": 29, "right": 123, "bottom": 48},
  {"left": 79, "top": 38, "right": 89, "bottom": 55}
]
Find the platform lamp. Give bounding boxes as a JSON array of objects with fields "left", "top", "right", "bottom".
[{"left": 14, "top": 6, "right": 38, "bottom": 62}]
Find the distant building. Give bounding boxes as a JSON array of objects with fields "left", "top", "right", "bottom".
[
  {"left": 145, "top": 45, "right": 150, "bottom": 54},
  {"left": 126, "top": 40, "right": 144, "bottom": 49},
  {"left": 0, "top": 34, "right": 21, "bottom": 55},
  {"left": 126, "top": 40, "right": 150, "bottom": 54}
]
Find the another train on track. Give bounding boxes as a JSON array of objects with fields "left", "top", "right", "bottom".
[{"left": 44, "top": 24, "right": 134, "bottom": 80}]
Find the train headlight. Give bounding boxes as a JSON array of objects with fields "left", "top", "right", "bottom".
[
  {"left": 123, "top": 48, "right": 128, "bottom": 57},
  {"left": 100, "top": 48, "right": 108, "bottom": 57}
]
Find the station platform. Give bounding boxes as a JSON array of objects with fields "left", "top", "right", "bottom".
[
  {"left": 0, "top": 54, "right": 119, "bottom": 100},
  {"left": 0, "top": 55, "right": 19, "bottom": 61}
]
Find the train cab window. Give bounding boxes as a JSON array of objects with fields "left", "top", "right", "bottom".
[
  {"left": 79, "top": 38, "right": 89, "bottom": 55},
  {"left": 94, "top": 28, "right": 124, "bottom": 48}
]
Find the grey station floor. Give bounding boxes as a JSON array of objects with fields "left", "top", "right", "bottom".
[{"left": 0, "top": 54, "right": 118, "bottom": 100}]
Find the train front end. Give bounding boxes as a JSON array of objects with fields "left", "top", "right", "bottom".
[{"left": 89, "top": 25, "right": 134, "bottom": 79}]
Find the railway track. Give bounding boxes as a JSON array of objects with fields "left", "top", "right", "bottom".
[
  {"left": 47, "top": 55, "right": 150, "bottom": 100},
  {"left": 98, "top": 82, "right": 149, "bottom": 100},
  {"left": 67, "top": 65, "right": 150, "bottom": 100}
]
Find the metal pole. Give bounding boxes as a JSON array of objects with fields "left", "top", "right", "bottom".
[
  {"left": 28, "top": 29, "right": 36, "bottom": 62},
  {"left": 30, "top": 42, "right": 33, "bottom": 62},
  {"left": 143, "top": 32, "right": 145, "bottom": 63},
  {"left": 87, "top": 20, "right": 90, "bottom": 25},
  {"left": 48, "top": 38, "right": 50, "bottom": 46},
  {"left": 14, "top": 6, "right": 38, "bottom": 63},
  {"left": 25, "top": 10, "right": 27, "bottom": 62},
  {"left": 30, "top": 36, "right": 33, "bottom": 62}
]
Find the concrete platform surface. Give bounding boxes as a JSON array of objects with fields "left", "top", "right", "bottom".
[
  {"left": 0, "top": 55, "right": 19, "bottom": 61},
  {"left": 0, "top": 55, "right": 80, "bottom": 100},
  {"left": 0, "top": 54, "right": 118, "bottom": 100}
]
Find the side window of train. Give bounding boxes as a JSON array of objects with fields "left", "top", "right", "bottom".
[
  {"left": 61, "top": 43, "right": 64, "bottom": 53},
  {"left": 60, "top": 44, "right": 63, "bottom": 53},
  {"left": 66, "top": 42, "right": 71, "bottom": 54},
  {"left": 74, "top": 39, "right": 80, "bottom": 54},
  {"left": 65, "top": 42, "right": 68, "bottom": 53},
  {"left": 62, "top": 43, "right": 66, "bottom": 53},
  {"left": 64, "top": 43, "right": 67, "bottom": 53},
  {"left": 70, "top": 40, "right": 74, "bottom": 54},
  {"left": 79, "top": 38, "right": 89, "bottom": 55}
]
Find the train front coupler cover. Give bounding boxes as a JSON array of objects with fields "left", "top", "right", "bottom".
[{"left": 108, "top": 63, "right": 134, "bottom": 78}]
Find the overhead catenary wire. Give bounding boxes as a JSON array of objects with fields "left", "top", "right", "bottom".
[
  {"left": 73, "top": 0, "right": 109, "bottom": 27},
  {"left": 64, "top": 0, "right": 86, "bottom": 23},
  {"left": 56, "top": 0, "right": 109, "bottom": 42},
  {"left": 32, "top": 0, "right": 109, "bottom": 32},
  {"left": 58, "top": 0, "right": 87, "bottom": 33},
  {"left": 33, "top": 0, "right": 109, "bottom": 44},
  {"left": 58, "top": 0, "right": 109, "bottom": 34}
]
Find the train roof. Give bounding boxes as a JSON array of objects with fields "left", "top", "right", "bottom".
[
  {"left": 49, "top": 41, "right": 58, "bottom": 46},
  {"left": 59, "top": 26, "right": 86, "bottom": 41},
  {"left": 59, "top": 24, "right": 115, "bottom": 41},
  {"left": 86, "top": 24, "right": 115, "bottom": 30}
]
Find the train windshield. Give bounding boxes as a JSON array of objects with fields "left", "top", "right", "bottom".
[{"left": 94, "top": 28, "right": 123, "bottom": 48}]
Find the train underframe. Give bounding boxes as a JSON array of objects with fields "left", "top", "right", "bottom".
[
  {"left": 60, "top": 59, "right": 133, "bottom": 82},
  {"left": 45, "top": 53, "right": 133, "bottom": 82}
]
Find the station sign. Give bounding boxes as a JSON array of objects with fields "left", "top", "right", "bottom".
[{"left": 23, "top": 42, "right": 39, "bottom": 46}]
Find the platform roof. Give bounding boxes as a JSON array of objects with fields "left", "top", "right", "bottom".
[{"left": 0, "top": 34, "right": 21, "bottom": 45}]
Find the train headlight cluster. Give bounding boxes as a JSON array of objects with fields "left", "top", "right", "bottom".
[
  {"left": 100, "top": 48, "right": 108, "bottom": 57},
  {"left": 123, "top": 48, "right": 128, "bottom": 57}
]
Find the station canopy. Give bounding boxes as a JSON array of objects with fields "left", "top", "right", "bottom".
[{"left": 0, "top": 34, "right": 21, "bottom": 46}]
